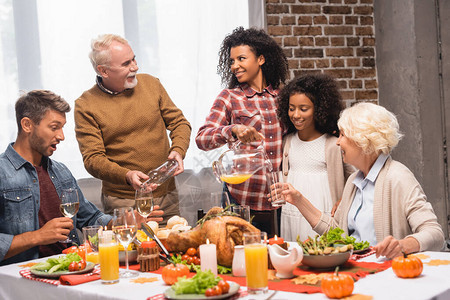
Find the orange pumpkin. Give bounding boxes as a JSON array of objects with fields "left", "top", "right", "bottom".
[
  {"left": 392, "top": 253, "right": 423, "bottom": 278},
  {"left": 321, "top": 267, "right": 354, "bottom": 299},
  {"left": 161, "top": 263, "right": 190, "bottom": 285}
]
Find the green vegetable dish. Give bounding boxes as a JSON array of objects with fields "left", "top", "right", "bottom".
[
  {"left": 297, "top": 227, "right": 370, "bottom": 255},
  {"left": 30, "top": 253, "right": 83, "bottom": 274},
  {"left": 171, "top": 254, "right": 232, "bottom": 274},
  {"left": 171, "top": 270, "right": 221, "bottom": 295}
]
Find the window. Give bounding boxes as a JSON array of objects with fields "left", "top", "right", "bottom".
[{"left": 0, "top": 0, "right": 265, "bottom": 178}]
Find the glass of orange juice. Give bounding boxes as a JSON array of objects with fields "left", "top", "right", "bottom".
[
  {"left": 82, "top": 225, "right": 101, "bottom": 264},
  {"left": 244, "top": 232, "right": 268, "bottom": 294},
  {"left": 99, "top": 230, "right": 119, "bottom": 284}
]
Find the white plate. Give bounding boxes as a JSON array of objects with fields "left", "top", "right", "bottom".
[
  {"left": 30, "top": 262, "right": 95, "bottom": 278},
  {"left": 164, "top": 281, "right": 240, "bottom": 299}
]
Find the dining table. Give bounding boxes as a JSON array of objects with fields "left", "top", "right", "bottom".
[{"left": 0, "top": 250, "right": 449, "bottom": 300}]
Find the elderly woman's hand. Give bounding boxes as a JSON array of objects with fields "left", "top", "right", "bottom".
[
  {"left": 373, "top": 236, "right": 403, "bottom": 259},
  {"left": 373, "top": 236, "right": 420, "bottom": 260}
]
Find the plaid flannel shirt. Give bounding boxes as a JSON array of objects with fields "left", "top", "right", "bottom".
[{"left": 196, "top": 83, "right": 283, "bottom": 210}]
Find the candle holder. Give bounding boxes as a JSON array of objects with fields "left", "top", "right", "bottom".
[{"left": 137, "top": 241, "right": 160, "bottom": 272}]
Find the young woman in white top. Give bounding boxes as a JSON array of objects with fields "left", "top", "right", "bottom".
[{"left": 277, "top": 74, "right": 354, "bottom": 242}]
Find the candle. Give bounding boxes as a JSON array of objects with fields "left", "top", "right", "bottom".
[
  {"left": 199, "top": 239, "right": 217, "bottom": 275},
  {"left": 141, "top": 240, "right": 156, "bottom": 248},
  {"left": 268, "top": 235, "right": 284, "bottom": 245}
]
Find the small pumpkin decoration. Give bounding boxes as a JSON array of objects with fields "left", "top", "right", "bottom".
[
  {"left": 321, "top": 266, "right": 354, "bottom": 299},
  {"left": 161, "top": 263, "right": 190, "bottom": 285},
  {"left": 392, "top": 252, "right": 423, "bottom": 278}
]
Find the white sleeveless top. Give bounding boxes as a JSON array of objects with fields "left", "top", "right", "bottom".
[{"left": 281, "top": 134, "right": 333, "bottom": 242}]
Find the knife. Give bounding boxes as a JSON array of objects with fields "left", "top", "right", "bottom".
[{"left": 141, "top": 222, "right": 171, "bottom": 257}]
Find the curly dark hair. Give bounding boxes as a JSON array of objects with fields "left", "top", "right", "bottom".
[
  {"left": 217, "top": 27, "right": 288, "bottom": 89},
  {"left": 277, "top": 73, "right": 343, "bottom": 137}
]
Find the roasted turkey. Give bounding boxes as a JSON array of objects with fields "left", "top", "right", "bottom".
[{"left": 166, "top": 207, "right": 260, "bottom": 267}]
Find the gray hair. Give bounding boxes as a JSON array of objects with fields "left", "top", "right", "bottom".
[
  {"left": 89, "top": 34, "right": 129, "bottom": 75},
  {"left": 15, "top": 90, "right": 70, "bottom": 132},
  {"left": 338, "top": 102, "right": 403, "bottom": 155}
]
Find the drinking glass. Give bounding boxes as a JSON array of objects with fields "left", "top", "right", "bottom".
[
  {"left": 209, "top": 191, "right": 231, "bottom": 209},
  {"left": 135, "top": 184, "right": 154, "bottom": 219},
  {"left": 244, "top": 232, "right": 268, "bottom": 294},
  {"left": 143, "top": 159, "right": 179, "bottom": 187},
  {"left": 267, "top": 171, "right": 286, "bottom": 207},
  {"left": 59, "top": 188, "right": 79, "bottom": 243},
  {"left": 112, "top": 207, "right": 139, "bottom": 278},
  {"left": 82, "top": 225, "right": 101, "bottom": 264},
  {"left": 99, "top": 230, "right": 119, "bottom": 284},
  {"left": 231, "top": 205, "right": 251, "bottom": 222}
]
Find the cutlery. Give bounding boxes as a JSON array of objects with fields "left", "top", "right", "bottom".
[
  {"left": 141, "top": 222, "right": 171, "bottom": 257},
  {"left": 265, "top": 290, "right": 277, "bottom": 300}
]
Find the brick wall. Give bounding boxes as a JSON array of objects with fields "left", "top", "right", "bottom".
[{"left": 266, "top": 0, "right": 378, "bottom": 106}]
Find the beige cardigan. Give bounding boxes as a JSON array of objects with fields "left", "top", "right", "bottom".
[
  {"left": 282, "top": 133, "right": 355, "bottom": 204},
  {"left": 314, "top": 157, "right": 445, "bottom": 251}
]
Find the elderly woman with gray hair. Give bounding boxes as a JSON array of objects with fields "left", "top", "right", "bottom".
[{"left": 271, "top": 102, "right": 445, "bottom": 259}]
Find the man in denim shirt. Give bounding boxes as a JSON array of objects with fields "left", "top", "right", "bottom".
[{"left": 0, "top": 91, "right": 162, "bottom": 265}]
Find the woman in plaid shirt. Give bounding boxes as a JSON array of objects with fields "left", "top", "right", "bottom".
[{"left": 195, "top": 27, "right": 288, "bottom": 236}]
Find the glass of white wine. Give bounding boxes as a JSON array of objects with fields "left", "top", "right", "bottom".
[
  {"left": 112, "top": 207, "right": 139, "bottom": 278},
  {"left": 59, "top": 188, "right": 79, "bottom": 243},
  {"left": 135, "top": 184, "right": 154, "bottom": 219}
]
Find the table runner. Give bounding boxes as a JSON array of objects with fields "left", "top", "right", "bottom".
[{"left": 143, "top": 260, "right": 391, "bottom": 295}]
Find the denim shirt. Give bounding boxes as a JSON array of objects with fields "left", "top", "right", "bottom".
[{"left": 0, "top": 143, "right": 112, "bottom": 265}]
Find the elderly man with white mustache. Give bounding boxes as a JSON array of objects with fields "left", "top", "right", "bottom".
[{"left": 74, "top": 34, "right": 191, "bottom": 224}]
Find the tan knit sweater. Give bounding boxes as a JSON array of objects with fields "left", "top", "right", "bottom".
[
  {"left": 74, "top": 74, "right": 191, "bottom": 199},
  {"left": 314, "top": 157, "right": 445, "bottom": 251}
]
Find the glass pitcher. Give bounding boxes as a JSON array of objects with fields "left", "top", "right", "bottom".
[{"left": 212, "top": 141, "right": 273, "bottom": 185}]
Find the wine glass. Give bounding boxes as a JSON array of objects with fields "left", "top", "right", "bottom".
[
  {"left": 135, "top": 184, "right": 154, "bottom": 219},
  {"left": 112, "top": 207, "right": 139, "bottom": 278},
  {"left": 59, "top": 188, "right": 79, "bottom": 243}
]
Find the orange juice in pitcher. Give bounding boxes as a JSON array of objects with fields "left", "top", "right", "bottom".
[{"left": 220, "top": 173, "right": 253, "bottom": 184}]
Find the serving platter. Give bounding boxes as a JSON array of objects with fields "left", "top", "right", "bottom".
[
  {"left": 164, "top": 281, "right": 240, "bottom": 300},
  {"left": 30, "top": 262, "right": 95, "bottom": 278}
]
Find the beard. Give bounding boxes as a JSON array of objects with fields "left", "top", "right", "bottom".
[
  {"left": 30, "top": 131, "right": 53, "bottom": 158},
  {"left": 124, "top": 74, "right": 138, "bottom": 89}
]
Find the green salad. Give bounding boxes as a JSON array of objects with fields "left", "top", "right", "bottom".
[
  {"left": 321, "top": 227, "right": 370, "bottom": 250},
  {"left": 30, "top": 253, "right": 82, "bottom": 274},
  {"left": 171, "top": 253, "right": 232, "bottom": 274},
  {"left": 171, "top": 270, "right": 221, "bottom": 295},
  {"left": 297, "top": 227, "right": 370, "bottom": 254}
]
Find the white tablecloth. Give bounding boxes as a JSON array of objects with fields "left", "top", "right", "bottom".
[{"left": 0, "top": 251, "right": 449, "bottom": 300}]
